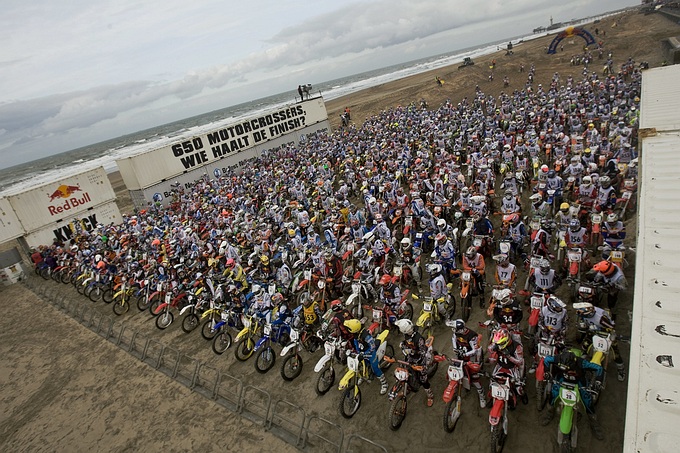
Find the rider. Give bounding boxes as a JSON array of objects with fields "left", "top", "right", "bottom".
[
  {"left": 378, "top": 274, "right": 401, "bottom": 314},
  {"left": 328, "top": 299, "right": 354, "bottom": 343},
  {"left": 529, "top": 296, "right": 568, "bottom": 373},
  {"left": 462, "top": 246, "right": 486, "bottom": 307},
  {"left": 574, "top": 302, "right": 627, "bottom": 382},
  {"left": 601, "top": 213, "right": 626, "bottom": 250},
  {"left": 488, "top": 328, "right": 526, "bottom": 403},
  {"left": 486, "top": 288, "right": 523, "bottom": 342},
  {"left": 494, "top": 254, "right": 517, "bottom": 289},
  {"left": 394, "top": 319, "right": 435, "bottom": 407},
  {"left": 526, "top": 259, "right": 562, "bottom": 294},
  {"left": 590, "top": 260, "right": 628, "bottom": 313},
  {"left": 434, "top": 232, "right": 456, "bottom": 278},
  {"left": 447, "top": 319, "right": 487, "bottom": 408},
  {"left": 541, "top": 350, "right": 605, "bottom": 440},
  {"left": 344, "top": 319, "right": 389, "bottom": 395}
]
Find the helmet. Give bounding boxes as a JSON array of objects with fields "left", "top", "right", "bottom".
[
  {"left": 560, "top": 202, "right": 570, "bottom": 212},
  {"left": 369, "top": 197, "right": 377, "bottom": 205},
  {"left": 530, "top": 193, "right": 542, "bottom": 203},
  {"left": 492, "top": 329, "right": 511, "bottom": 350},
  {"left": 95, "top": 254, "right": 102, "bottom": 262},
  {"left": 344, "top": 319, "right": 362, "bottom": 334},
  {"left": 593, "top": 260, "right": 616, "bottom": 276},
  {"left": 331, "top": 299, "right": 343, "bottom": 312},
  {"left": 395, "top": 319, "right": 414, "bottom": 335},
  {"left": 540, "top": 165, "right": 549, "bottom": 173},
  {"left": 607, "top": 213, "right": 618, "bottom": 223},
  {"left": 547, "top": 296, "right": 566, "bottom": 313},
  {"left": 260, "top": 255, "right": 269, "bottom": 265},
  {"left": 575, "top": 302, "right": 595, "bottom": 317},
  {"left": 226, "top": 258, "right": 235, "bottom": 268},
  {"left": 461, "top": 187, "right": 469, "bottom": 196},
  {"left": 251, "top": 285, "right": 262, "bottom": 296},
  {"left": 599, "top": 176, "right": 611, "bottom": 188},
  {"left": 401, "top": 237, "right": 412, "bottom": 249},
  {"left": 504, "top": 213, "right": 520, "bottom": 225},
  {"left": 571, "top": 156, "right": 579, "bottom": 164},
  {"left": 375, "top": 213, "right": 383, "bottom": 222},
  {"left": 496, "top": 288, "right": 512, "bottom": 306},
  {"left": 584, "top": 147, "right": 592, "bottom": 155},
  {"left": 437, "top": 218, "right": 446, "bottom": 229},
  {"left": 466, "top": 246, "right": 477, "bottom": 259},
  {"left": 446, "top": 318, "right": 467, "bottom": 334},
  {"left": 379, "top": 274, "right": 392, "bottom": 286},
  {"left": 435, "top": 232, "right": 446, "bottom": 243},
  {"left": 498, "top": 253, "right": 510, "bottom": 265},
  {"left": 582, "top": 175, "right": 592, "bottom": 185},
  {"left": 569, "top": 219, "right": 581, "bottom": 232},
  {"left": 504, "top": 189, "right": 513, "bottom": 199},
  {"left": 556, "top": 350, "right": 578, "bottom": 372},
  {"left": 288, "top": 229, "right": 296, "bottom": 238},
  {"left": 540, "top": 259, "right": 551, "bottom": 273},
  {"left": 426, "top": 263, "right": 442, "bottom": 275},
  {"left": 548, "top": 170, "right": 556, "bottom": 178}
]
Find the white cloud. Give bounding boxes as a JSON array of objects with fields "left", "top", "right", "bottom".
[{"left": 0, "top": 0, "right": 637, "bottom": 168}]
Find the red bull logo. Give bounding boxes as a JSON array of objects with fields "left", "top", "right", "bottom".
[
  {"left": 48, "top": 184, "right": 82, "bottom": 202},
  {"left": 46, "top": 184, "right": 91, "bottom": 216}
]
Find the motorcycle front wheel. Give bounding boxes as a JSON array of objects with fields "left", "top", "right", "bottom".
[
  {"left": 316, "top": 365, "right": 335, "bottom": 395},
  {"left": 102, "top": 288, "right": 114, "bottom": 304},
  {"left": 136, "top": 293, "right": 151, "bottom": 311},
  {"left": 156, "top": 311, "right": 174, "bottom": 329},
  {"left": 255, "top": 346, "right": 276, "bottom": 373},
  {"left": 212, "top": 331, "right": 233, "bottom": 354},
  {"left": 281, "top": 353, "right": 303, "bottom": 381},
  {"left": 235, "top": 338, "right": 255, "bottom": 362},
  {"left": 181, "top": 313, "right": 200, "bottom": 333},
  {"left": 461, "top": 295, "right": 471, "bottom": 322},
  {"left": 388, "top": 395, "right": 407, "bottom": 431},
  {"left": 490, "top": 423, "right": 507, "bottom": 453},
  {"left": 338, "top": 386, "right": 362, "bottom": 419},
  {"left": 399, "top": 302, "right": 414, "bottom": 321},
  {"left": 443, "top": 391, "right": 462, "bottom": 433},
  {"left": 112, "top": 298, "right": 129, "bottom": 316},
  {"left": 201, "top": 318, "right": 219, "bottom": 340}
]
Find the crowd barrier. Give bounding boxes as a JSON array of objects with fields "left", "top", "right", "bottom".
[{"left": 23, "top": 278, "right": 388, "bottom": 453}]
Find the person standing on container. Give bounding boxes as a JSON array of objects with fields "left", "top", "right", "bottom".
[{"left": 298, "top": 85, "right": 304, "bottom": 100}]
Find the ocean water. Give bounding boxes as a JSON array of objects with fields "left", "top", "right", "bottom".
[{"left": 0, "top": 10, "right": 622, "bottom": 194}]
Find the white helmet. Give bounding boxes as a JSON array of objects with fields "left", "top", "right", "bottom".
[
  {"left": 395, "top": 319, "right": 414, "bottom": 335},
  {"left": 582, "top": 176, "right": 592, "bottom": 185},
  {"left": 607, "top": 213, "right": 618, "bottom": 223},
  {"left": 400, "top": 237, "right": 411, "bottom": 249},
  {"left": 437, "top": 218, "right": 446, "bottom": 228}
]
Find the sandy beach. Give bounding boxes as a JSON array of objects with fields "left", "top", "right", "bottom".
[{"left": 2, "top": 8, "right": 679, "bottom": 453}]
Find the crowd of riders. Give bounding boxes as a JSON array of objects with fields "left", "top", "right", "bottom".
[{"left": 30, "top": 55, "right": 641, "bottom": 444}]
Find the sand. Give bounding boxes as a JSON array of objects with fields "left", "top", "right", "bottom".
[{"left": 2, "top": 9, "right": 679, "bottom": 453}]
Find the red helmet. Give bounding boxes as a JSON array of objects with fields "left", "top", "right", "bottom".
[
  {"left": 331, "top": 299, "right": 343, "bottom": 312},
  {"left": 379, "top": 274, "right": 392, "bottom": 286},
  {"left": 593, "top": 260, "right": 615, "bottom": 276},
  {"left": 226, "top": 258, "right": 235, "bottom": 268}
]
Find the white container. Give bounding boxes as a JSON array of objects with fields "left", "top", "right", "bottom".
[
  {"left": 0, "top": 197, "right": 24, "bottom": 244},
  {"left": 3, "top": 167, "right": 116, "bottom": 233},
  {"left": 117, "top": 98, "right": 329, "bottom": 191},
  {"left": 0, "top": 263, "right": 24, "bottom": 285},
  {"left": 22, "top": 201, "right": 122, "bottom": 248}
]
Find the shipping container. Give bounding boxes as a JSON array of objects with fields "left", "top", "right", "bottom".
[
  {"left": 3, "top": 167, "right": 116, "bottom": 234},
  {"left": 21, "top": 200, "right": 122, "bottom": 249},
  {"left": 117, "top": 98, "right": 329, "bottom": 191},
  {"left": 0, "top": 197, "right": 24, "bottom": 244}
]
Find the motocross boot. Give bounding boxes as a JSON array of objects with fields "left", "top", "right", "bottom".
[
  {"left": 541, "top": 404, "right": 555, "bottom": 426},
  {"left": 426, "top": 388, "right": 435, "bottom": 407},
  {"left": 588, "top": 413, "right": 605, "bottom": 441},
  {"left": 476, "top": 387, "right": 488, "bottom": 408},
  {"left": 379, "top": 374, "right": 388, "bottom": 395}
]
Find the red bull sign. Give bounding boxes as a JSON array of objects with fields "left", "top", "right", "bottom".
[{"left": 47, "top": 184, "right": 92, "bottom": 215}]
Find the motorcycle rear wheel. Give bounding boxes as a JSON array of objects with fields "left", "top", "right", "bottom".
[
  {"left": 255, "top": 346, "right": 276, "bottom": 373},
  {"left": 490, "top": 423, "right": 507, "bottom": 453},
  {"left": 339, "top": 386, "right": 362, "bottom": 419},
  {"left": 212, "top": 331, "right": 232, "bottom": 354},
  {"left": 443, "top": 391, "right": 462, "bottom": 433},
  {"left": 316, "top": 365, "right": 335, "bottom": 395},
  {"left": 281, "top": 353, "right": 303, "bottom": 381},
  {"left": 388, "top": 395, "right": 407, "bottom": 431}
]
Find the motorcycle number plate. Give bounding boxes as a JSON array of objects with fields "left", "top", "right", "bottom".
[
  {"left": 466, "top": 219, "right": 474, "bottom": 229},
  {"left": 462, "top": 272, "right": 471, "bottom": 282},
  {"left": 593, "top": 335, "right": 610, "bottom": 352},
  {"left": 530, "top": 220, "right": 540, "bottom": 231},
  {"left": 561, "top": 387, "right": 578, "bottom": 403},
  {"left": 347, "top": 243, "right": 355, "bottom": 252},
  {"left": 324, "top": 342, "right": 334, "bottom": 355},
  {"left": 622, "top": 191, "right": 632, "bottom": 200},
  {"left": 472, "top": 238, "right": 482, "bottom": 247},
  {"left": 423, "top": 302, "right": 433, "bottom": 312},
  {"left": 405, "top": 218, "right": 413, "bottom": 227},
  {"left": 611, "top": 251, "right": 623, "bottom": 260},
  {"left": 592, "top": 214, "right": 602, "bottom": 223},
  {"left": 448, "top": 364, "right": 464, "bottom": 381},
  {"left": 264, "top": 325, "right": 272, "bottom": 335},
  {"left": 165, "top": 293, "right": 172, "bottom": 304},
  {"left": 269, "top": 283, "right": 276, "bottom": 295},
  {"left": 490, "top": 382, "right": 509, "bottom": 401},
  {"left": 531, "top": 296, "right": 543, "bottom": 310},
  {"left": 568, "top": 251, "right": 582, "bottom": 262},
  {"left": 318, "top": 280, "right": 326, "bottom": 289},
  {"left": 352, "top": 282, "right": 361, "bottom": 293},
  {"left": 347, "top": 355, "right": 360, "bottom": 372},
  {"left": 290, "top": 330, "right": 299, "bottom": 341},
  {"left": 304, "top": 270, "right": 312, "bottom": 280},
  {"left": 538, "top": 343, "right": 555, "bottom": 358},
  {"left": 530, "top": 257, "right": 542, "bottom": 269},
  {"left": 394, "top": 368, "right": 409, "bottom": 381},
  {"left": 416, "top": 233, "right": 423, "bottom": 239},
  {"left": 500, "top": 242, "right": 510, "bottom": 253},
  {"left": 373, "top": 309, "right": 382, "bottom": 320},
  {"left": 579, "top": 286, "right": 592, "bottom": 294},
  {"left": 221, "top": 312, "right": 228, "bottom": 321}
]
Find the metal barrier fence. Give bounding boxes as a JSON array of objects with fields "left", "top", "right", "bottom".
[{"left": 23, "top": 278, "right": 388, "bottom": 453}]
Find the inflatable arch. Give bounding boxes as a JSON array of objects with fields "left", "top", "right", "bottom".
[{"left": 547, "top": 26, "right": 596, "bottom": 54}]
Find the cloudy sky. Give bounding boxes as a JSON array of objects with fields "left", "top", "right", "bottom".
[{"left": 0, "top": 0, "right": 637, "bottom": 168}]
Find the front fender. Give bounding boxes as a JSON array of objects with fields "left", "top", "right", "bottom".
[
  {"left": 559, "top": 404, "right": 574, "bottom": 435},
  {"left": 281, "top": 342, "right": 298, "bottom": 356},
  {"left": 417, "top": 311, "right": 431, "bottom": 328},
  {"left": 154, "top": 302, "right": 169, "bottom": 315},
  {"left": 235, "top": 327, "right": 249, "bottom": 341},
  {"left": 528, "top": 308, "right": 540, "bottom": 327},
  {"left": 442, "top": 380, "right": 459, "bottom": 403},
  {"left": 179, "top": 305, "right": 194, "bottom": 316},
  {"left": 314, "top": 354, "right": 332, "bottom": 373},
  {"left": 338, "top": 370, "right": 356, "bottom": 390},
  {"left": 536, "top": 358, "right": 546, "bottom": 381},
  {"left": 489, "top": 399, "right": 505, "bottom": 426}
]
